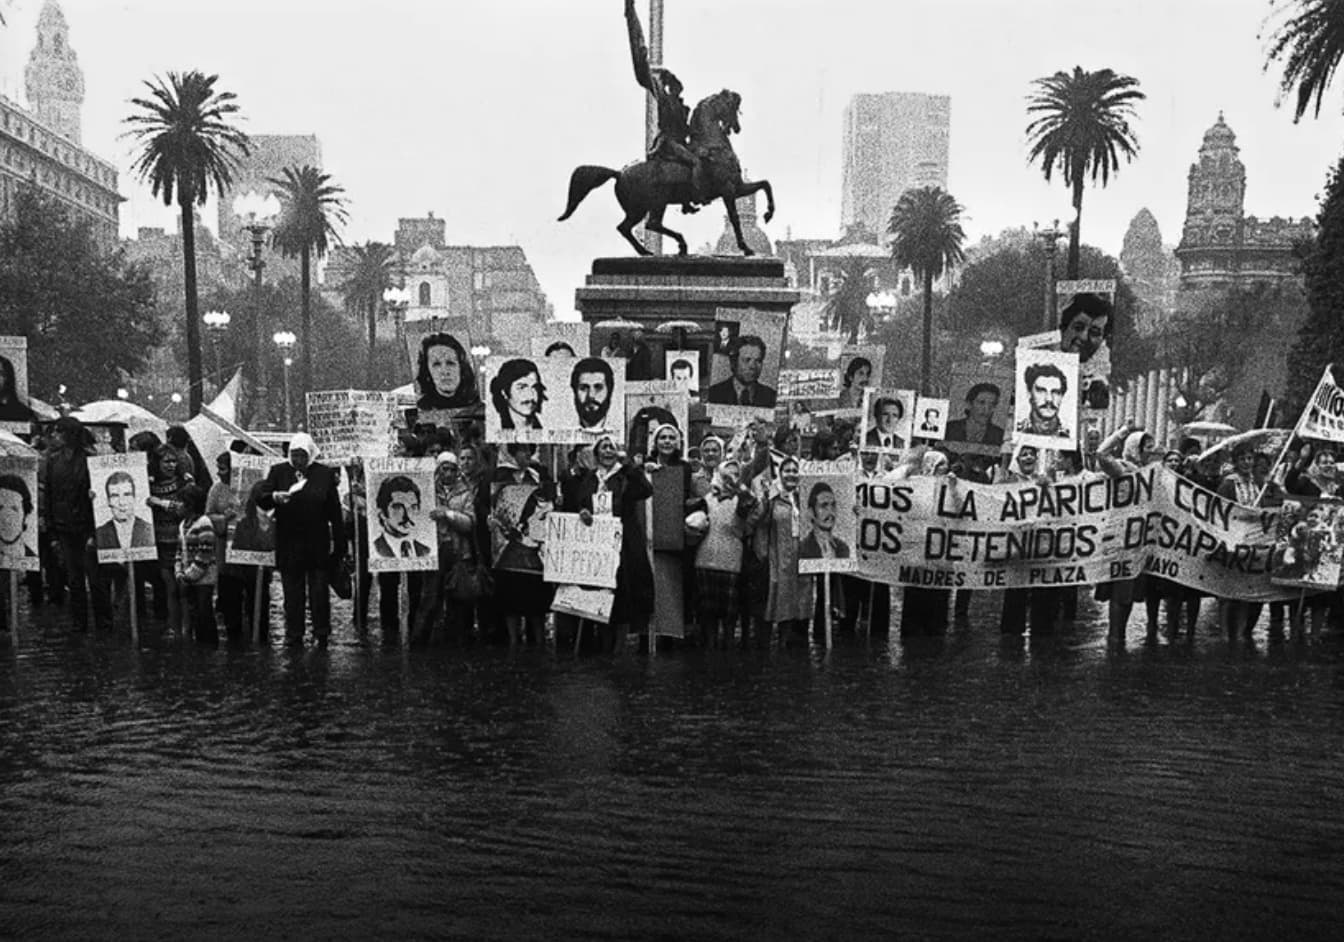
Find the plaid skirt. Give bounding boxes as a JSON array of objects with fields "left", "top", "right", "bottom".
[{"left": 695, "top": 567, "right": 739, "bottom": 619}]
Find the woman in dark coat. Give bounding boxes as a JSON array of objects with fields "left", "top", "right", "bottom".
[
  {"left": 565, "top": 433, "right": 654, "bottom": 652},
  {"left": 256, "top": 432, "right": 347, "bottom": 647}
]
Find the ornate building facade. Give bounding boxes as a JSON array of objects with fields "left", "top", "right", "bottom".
[
  {"left": 0, "top": 0, "right": 120, "bottom": 246},
  {"left": 1174, "top": 113, "right": 1313, "bottom": 288},
  {"left": 322, "top": 211, "right": 552, "bottom": 355}
]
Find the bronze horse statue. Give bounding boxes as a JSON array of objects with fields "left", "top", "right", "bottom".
[{"left": 558, "top": 90, "right": 775, "bottom": 257}]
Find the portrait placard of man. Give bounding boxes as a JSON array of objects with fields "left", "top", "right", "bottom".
[
  {"left": 489, "top": 358, "right": 546, "bottom": 431},
  {"left": 94, "top": 469, "right": 155, "bottom": 552},
  {"left": 371, "top": 474, "right": 432, "bottom": 560},
  {"left": 1013, "top": 349, "right": 1079, "bottom": 446},
  {"left": 862, "top": 390, "right": 914, "bottom": 451},
  {"left": 705, "top": 334, "right": 777, "bottom": 407},
  {"left": 800, "top": 481, "right": 850, "bottom": 559},
  {"left": 798, "top": 474, "right": 857, "bottom": 574},
  {"left": 0, "top": 472, "right": 38, "bottom": 566},
  {"left": 570, "top": 357, "right": 614, "bottom": 430},
  {"left": 915, "top": 396, "right": 949, "bottom": 440}
]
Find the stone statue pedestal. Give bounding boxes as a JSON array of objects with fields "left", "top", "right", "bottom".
[{"left": 574, "top": 256, "right": 799, "bottom": 334}]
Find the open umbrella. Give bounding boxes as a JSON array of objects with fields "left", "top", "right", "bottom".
[
  {"left": 71, "top": 400, "right": 167, "bottom": 437},
  {"left": 1197, "top": 427, "right": 1292, "bottom": 463},
  {"left": 0, "top": 429, "right": 38, "bottom": 457},
  {"left": 656, "top": 319, "right": 701, "bottom": 350}
]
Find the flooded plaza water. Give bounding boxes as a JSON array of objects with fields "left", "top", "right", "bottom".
[{"left": 4, "top": 588, "right": 1344, "bottom": 940}]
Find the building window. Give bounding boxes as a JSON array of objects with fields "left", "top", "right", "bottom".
[
  {"left": 901, "top": 278, "right": 911, "bottom": 296},
  {"left": 418, "top": 282, "right": 431, "bottom": 306}
]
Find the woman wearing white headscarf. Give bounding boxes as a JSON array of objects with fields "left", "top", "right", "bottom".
[
  {"left": 646, "top": 423, "right": 694, "bottom": 644},
  {"left": 1097, "top": 428, "right": 1161, "bottom": 642},
  {"left": 746, "top": 454, "right": 813, "bottom": 644},
  {"left": 256, "top": 432, "right": 347, "bottom": 648}
]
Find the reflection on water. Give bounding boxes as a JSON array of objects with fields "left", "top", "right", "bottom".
[{"left": 4, "top": 590, "right": 1344, "bottom": 939}]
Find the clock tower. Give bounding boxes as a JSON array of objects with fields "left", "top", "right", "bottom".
[{"left": 24, "top": 0, "right": 86, "bottom": 144}]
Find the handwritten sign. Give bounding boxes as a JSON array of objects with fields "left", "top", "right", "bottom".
[
  {"left": 306, "top": 389, "right": 398, "bottom": 463},
  {"left": 541, "top": 511, "right": 623, "bottom": 588}
]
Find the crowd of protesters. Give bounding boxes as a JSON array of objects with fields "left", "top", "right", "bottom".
[{"left": 5, "top": 410, "right": 1336, "bottom": 652}]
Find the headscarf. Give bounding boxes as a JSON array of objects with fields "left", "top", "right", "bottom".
[
  {"left": 921, "top": 449, "right": 950, "bottom": 477},
  {"left": 1121, "top": 431, "right": 1152, "bottom": 467},
  {"left": 288, "top": 432, "right": 319, "bottom": 463},
  {"left": 647, "top": 423, "right": 683, "bottom": 461}
]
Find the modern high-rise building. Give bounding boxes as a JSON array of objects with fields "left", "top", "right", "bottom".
[
  {"left": 840, "top": 92, "right": 950, "bottom": 238},
  {"left": 0, "top": 0, "right": 120, "bottom": 247}
]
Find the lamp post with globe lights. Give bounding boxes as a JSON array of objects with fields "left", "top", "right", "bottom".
[
  {"left": 382, "top": 286, "right": 411, "bottom": 346},
  {"left": 1033, "top": 215, "right": 1071, "bottom": 331},
  {"left": 273, "top": 330, "right": 297, "bottom": 431},
  {"left": 233, "top": 191, "right": 281, "bottom": 424},
  {"left": 203, "top": 309, "right": 231, "bottom": 392}
]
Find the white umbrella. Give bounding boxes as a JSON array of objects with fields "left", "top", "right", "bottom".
[
  {"left": 1182, "top": 420, "right": 1238, "bottom": 436},
  {"left": 71, "top": 399, "right": 167, "bottom": 436},
  {"left": 1197, "top": 427, "right": 1291, "bottom": 463}
]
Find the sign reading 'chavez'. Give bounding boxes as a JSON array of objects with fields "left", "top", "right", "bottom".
[{"left": 855, "top": 466, "right": 1292, "bottom": 601}]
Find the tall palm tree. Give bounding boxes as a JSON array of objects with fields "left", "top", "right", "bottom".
[
  {"left": 888, "top": 186, "right": 966, "bottom": 395},
  {"left": 821, "top": 255, "right": 879, "bottom": 343},
  {"left": 1264, "top": 0, "right": 1344, "bottom": 121},
  {"left": 1025, "top": 66, "right": 1145, "bottom": 278},
  {"left": 270, "top": 164, "right": 347, "bottom": 399},
  {"left": 125, "top": 71, "right": 248, "bottom": 415},
  {"left": 340, "top": 241, "right": 395, "bottom": 386}
]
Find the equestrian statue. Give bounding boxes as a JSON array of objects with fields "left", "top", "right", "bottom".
[{"left": 558, "top": 0, "right": 776, "bottom": 257}]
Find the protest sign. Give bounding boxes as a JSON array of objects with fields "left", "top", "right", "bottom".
[
  {"left": 945, "top": 362, "right": 1013, "bottom": 460},
  {"left": 530, "top": 321, "right": 593, "bottom": 360},
  {"left": 1270, "top": 498, "right": 1344, "bottom": 590},
  {"left": 664, "top": 350, "right": 700, "bottom": 398},
  {"left": 489, "top": 480, "right": 552, "bottom": 571},
  {"left": 854, "top": 465, "right": 1292, "bottom": 601},
  {"left": 914, "top": 397, "right": 949, "bottom": 441},
  {"left": 799, "top": 472, "right": 858, "bottom": 574},
  {"left": 225, "top": 453, "right": 275, "bottom": 566},
  {"left": 859, "top": 387, "right": 917, "bottom": 453},
  {"left": 306, "top": 390, "right": 399, "bottom": 462},
  {"left": 0, "top": 336, "right": 35, "bottom": 432},
  {"left": 0, "top": 456, "right": 39, "bottom": 572},
  {"left": 551, "top": 584, "right": 615, "bottom": 624},
  {"left": 779, "top": 369, "right": 840, "bottom": 400},
  {"left": 364, "top": 457, "right": 439, "bottom": 573},
  {"left": 705, "top": 307, "right": 787, "bottom": 426},
  {"left": 540, "top": 512, "right": 623, "bottom": 588},
  {"left": 1012, "top": 347, "right": 1080, "bottom": 450},
  {"left": 1298, "top": 366, "right": 1344, "bottom": 444},
  {"left": 626, "top": 381, "right": 688, "bottom": 456},
  {"left": 404, "top": 318, "right": 481, "bottom": 424},
  {"left": 483, "top": 354, "right": 625, "bottom": 445},
  {"left": 836, "top": 345, "right": 885, "bottom": 410},
  {"left": 90, "top": 453, "right": 157, "bottom": 564}
]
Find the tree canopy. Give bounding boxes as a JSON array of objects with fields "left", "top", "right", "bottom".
[
  {"left": 1287, "top": 152, "right": 1344, "bottom": 414},
  {"left": 0, "top": 188, "right": 161, "bottom": 402}
]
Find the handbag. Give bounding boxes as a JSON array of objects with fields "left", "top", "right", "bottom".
[
  {"left": 330, "top": 555, "right": 354, "bottom": 600},
  {"left": 448, "top": 559, "right": 493, "bottom": 602}
]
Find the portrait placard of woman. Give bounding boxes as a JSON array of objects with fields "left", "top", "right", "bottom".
[
  {"left": 489, "top": 358, "right": 547, "bottom": 430},
  {"left": 415, "top": 332, "right": 480, "bottom": 411}
]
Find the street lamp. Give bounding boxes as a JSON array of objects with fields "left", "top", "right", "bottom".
[
  {"left": 234, "top": 191, "right": 281, "bottom": 425},
  {"left": 273, "top": 330, "right": 297, "bottom": 431},
  {"left": 203, "top": 309, "right": 231, "bottom": 391},
  {"left": 116, "top": 387, "right": 129, "bottom": 400},
  {"left": 469, "top": 344, "right": 492, "bottom": 376},
  {"left": 383, "top": 286, "right": 412, "bottom": 344},
  {"left": 1033, "top": 218, "right": 1068, "bottom": 330},
  {"left": 979, "top": 339, "right": 1005, "bottom": 359}
]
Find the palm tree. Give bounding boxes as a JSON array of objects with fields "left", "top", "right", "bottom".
[
  {"left": 269, "top": 164, "right": 347, "bottom": 399},
  {"left": 125, "top": 71, "right": 249, "bottom": 415},
  {"left": 1025, "top": 66, "right": 1145, "bottom": 278},
  {"left": 340, "top": 241, "right": 395, "bottom": 386},
  {"left": 821, "top": 255, "right": 879, "bottom": 343},
  {"left": 1265, "top": 0, "right": 1344, "bottom": 121},
  {"left": 888, "top": 186, "right": 966, "bottom": 395}
]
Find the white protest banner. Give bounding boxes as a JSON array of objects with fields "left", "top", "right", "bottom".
[
  {"left": 706, "top": 307, "right": 787, "bottom": 426},
  {"left": 551, "top": 584, "right": 615, "bottom": 624},
  {"left": 365, "top": 457, "right": 439, "bottom": 573},
  {"left": 798, "top": 472, "right": 858, "bottom": 574},
  {"left": 855, "top": 465, "right": 1293, "bottom": 601},
  {"left": 306, "top": 390, "right": 398, "bottom": 463},
  {"left": 483, "top": 354, "right": 625, "bottom": 445},
  {"left": 89, "top": 453, "right": 157, "bottom": 565},
  {"left": 779, "top": 369, "right": 839, "bottom": 400},
  {"left": 226, "top": 453, "right": 276, "bottom": 567},
  {"left": 0, "top": 456, "right": 40, "bottom": 572},
  {"left": 0, "top": 335, "right": 35, "bottom": 433},
  {"left": 1298, "top": 366, "right": 1344, "bottom": 444},
  {"left": 541, "top": 511, "right": 623, "bottom": 588}
]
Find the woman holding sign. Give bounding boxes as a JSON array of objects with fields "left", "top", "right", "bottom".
[{"left": 746, "top": 455, "right": 813, "bottom": 645}]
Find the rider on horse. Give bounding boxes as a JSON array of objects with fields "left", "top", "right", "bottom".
[{"left": 625, "top": 0, "right": 706, "bottom": 209}]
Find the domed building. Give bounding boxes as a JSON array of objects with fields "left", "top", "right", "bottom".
[{"left": 713, "top": 189, "right": 773, "bottom": 257}]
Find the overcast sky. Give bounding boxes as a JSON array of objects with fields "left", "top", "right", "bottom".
[{"left": 3, "top": 0, "right": 1344, "bottom": 313}]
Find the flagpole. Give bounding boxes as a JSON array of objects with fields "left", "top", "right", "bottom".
[{"left": 1255, "top": 364, "right": 1329, "bottom": 506}]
